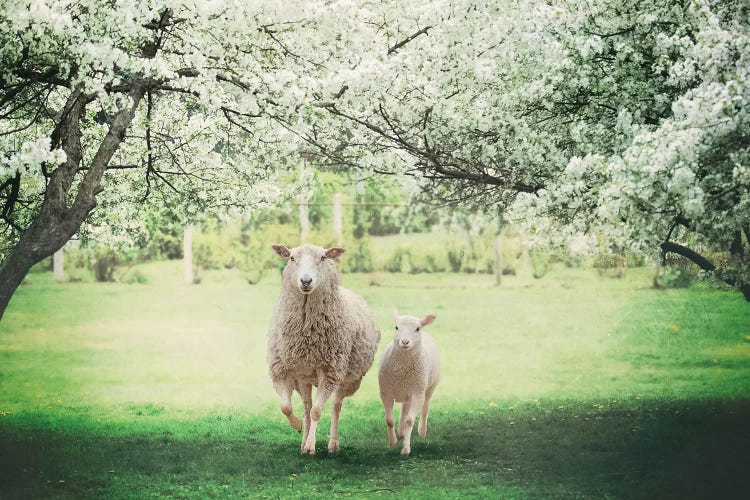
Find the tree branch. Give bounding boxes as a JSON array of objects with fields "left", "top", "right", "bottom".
[
  {"left": 660, "top": 241, "right": 716, "bottom": 272},
  {"left": 388, "top": 26, "right": 432, "bottom": 55}
]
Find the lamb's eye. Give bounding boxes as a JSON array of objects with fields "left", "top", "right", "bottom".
[
  {"left": 395, "top": 326, "right": 399, "bottom": 330},
  {"left": 416, "top": 327, "right": 420, "bottom": 332},
  {"left": 320, "top": 256, "right": 326, "bottom": 261},
  {"left": 289, "top": 256, "right": 295, "bottom": 262}
]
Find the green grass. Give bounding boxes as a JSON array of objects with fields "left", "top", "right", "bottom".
[{"left": 1, "top": 262, "right": 750, "bottom": 498}]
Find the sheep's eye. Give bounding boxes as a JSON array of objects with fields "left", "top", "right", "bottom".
[
  {"left": 395, "top": 326, "right": 399, "bottom": 330},
  {"left": 416, "top": 327, "right": 420, "bottom": 332},
  {"left": 320, "top": 256, "right": 326, "bottom": 261},
  {"left": 289, "top": 256, "right": 295, "bottom": 262}
]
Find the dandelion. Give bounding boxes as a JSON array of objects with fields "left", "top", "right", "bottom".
[
  {"left": 489, "top": 402, "right": 498, "bottom": 408},
  {"left": 668, "top": 324, "right": 680, "bottom": 331}
]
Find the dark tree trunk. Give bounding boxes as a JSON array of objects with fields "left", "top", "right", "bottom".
[
  {"left": 0, "top": 84, "right": 145, "bottom": 323},
  {"left": 0, "top": 251, "right": 37, "bottom": 321}
]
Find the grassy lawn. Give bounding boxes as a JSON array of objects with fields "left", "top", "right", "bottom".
[{"left": 1, "top": 262, "right": 749, "bottom": 498}]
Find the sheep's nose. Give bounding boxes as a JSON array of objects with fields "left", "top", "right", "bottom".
[
  {"left": 400, "top": 339, "right": 410, "bottom": 347},
  {"left": 300, "top": 276, "right": 313, "bottom": 287}
]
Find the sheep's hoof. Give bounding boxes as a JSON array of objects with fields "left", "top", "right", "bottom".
[
  {"left": 418, "top": 425, "right": 427, "bottom": 438},
  {"left": 388, "top": 431, "right": 397, "bottom": 447},
  {"left": 327, "top": 439, "right": 340, "bottom": 453},
  {"left": 400, "top": 447, "right": 411, "bottom": 456},
  {"left": 301, "top": 444, "right": 316, "bottom": 456},
  {"left": 289, "top": 416, "right": 302, "bottom": 433}
]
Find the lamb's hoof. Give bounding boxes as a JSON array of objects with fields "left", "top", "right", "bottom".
[
  {"left": 400, "top": 447, "right": 411, "bottom": 456},
  {"left": 327, "top": 439, "right": 340, "bottom": 453},
  {"left": 418, "top": 426, "right": 427, "bottom": 439},
  {"left": 301, "top": 444, "right": 316, "bottom": 456},
  {"left": 396, "top": 429, "right": 404, "bottom": 439}
]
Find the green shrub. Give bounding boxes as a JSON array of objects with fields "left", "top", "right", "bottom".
[
  {"left": 530, "top": 250, "right": 550, "bottom": 279},
  {"left": 94, "top": 251, "right": 117, "bottom": 282},
  {"left": 342, "top": 239, "right": 373, "bottom": 273},
  {"left": 653, "top": 258, "right": 699, "bottom": 289},
  {"left": 593, "top": 253, "right": 626, "bottom": 278},
  {"left": 385, "top": 247, "right": 412, "bottom": 273},
  {"left": 446, "top": 243, "right": 465, "bottom": 272},
  {"left": 117, "top": 268, "right": 148, "bottom": 284}
]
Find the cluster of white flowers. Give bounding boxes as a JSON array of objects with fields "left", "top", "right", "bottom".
[{"left": 0, "top": 137, "right": 66, "bottom": 178}]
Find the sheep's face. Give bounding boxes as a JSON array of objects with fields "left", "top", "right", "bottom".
[
  {"left": 392, "top": 309, "right": 435, "bottom": 351},
  {"left": 272, "top": 244, "right": 345, "bottom": 294}
]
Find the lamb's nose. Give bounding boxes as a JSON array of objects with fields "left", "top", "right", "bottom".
[
  {"left": 300, "top": 276, "right": 313, "bottom": 287},
  {"left": 400, "top": 339, "right": 410, "bottom": 347}
]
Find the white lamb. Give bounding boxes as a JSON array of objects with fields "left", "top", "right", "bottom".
[
  {"left": 378, "top": 308, "right": 441, "bottom": 456},
  {"left": 267, "top": 243, "right": 380, "bottom": 455}
]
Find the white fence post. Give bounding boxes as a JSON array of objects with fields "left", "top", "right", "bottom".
[
  {"left": 183, "top": 224, "right": 194, "bottom": 285},
  {"left": 299, "top": 157, "right": 310, "bottom": 243},
  {"left": 53, "top": 247, "right": 64, "bottom": 282},
  {"left": 333, "top": 193, "right": 343, "bottom": 246},
  {"left": 494, "top": 233, "right": 503, "bottom": 286}
]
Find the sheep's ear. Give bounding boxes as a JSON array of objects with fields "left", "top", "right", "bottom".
[
  {"left": 272, "top": 244, "right": 291, "bottom": 259},
  {"left": 420, "top": 314, "right": 436, "bottom": 327},
  {"left": 325, "top": 247, "right": 346, "bottom": 259},
  {"left": 392, "top": 308, "right": 399, "bottom": 321}
]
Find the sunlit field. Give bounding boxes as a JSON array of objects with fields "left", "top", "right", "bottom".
[{"left": 1, "top": 263, "right": 750, "bottom": 498}]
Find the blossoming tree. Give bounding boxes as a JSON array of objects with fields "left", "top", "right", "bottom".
[
  {"left": 0, "top": 0, "right": 319, "bottom": 320},
  {"left": 301, "top": 0, "right": 750, "bottom": 299}
]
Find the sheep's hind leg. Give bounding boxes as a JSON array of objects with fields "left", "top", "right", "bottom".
[
  {"left": 327, "top": 391, "right": 344, "bottom": 453},
  {"left": 418, "top": 385, "right": 436, "bottom": 438},
  {"left": 381, "top": 392, "right": 397, "bottom": 447},
  {"left": 400, "top": 393, "right": 425, "bottom": 456},
  {"left": 278, "top": 381, "right": 301, "bottom": 432},
  {"left": 299, "top": 383, "right": 313, "bottom": 453}
]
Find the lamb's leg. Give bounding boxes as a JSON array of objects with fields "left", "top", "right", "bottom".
[
  {"left": 381, "top": 392, "right": 397, "bottom": 447},
  {"left": 328, "top": 391, "right": 344, "bottom": 453},
  {"left": 299, "top": 382, "right": 313, "bottom": 453},
  {"left": 302, "top": 370, "right": 335, "bottom": 455},
  {"left": 278, "top": 380, "right": 301, "bottom": 432},
  {"left": 418, "top": 385, "right": 436, "bottom": 438},
  {"left": 400, "top": 393, "right": 425, "bottom": 456},
  {"left": 397, "top": 400, "right": 410, "bottom": 439}
]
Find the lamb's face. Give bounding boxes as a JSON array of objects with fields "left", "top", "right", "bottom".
[
  {"left": 392, "top": 309, "right": 435, "bottom": 351},
  {"left": 272, "top": 244, "right": 345, "bottom": 295}
]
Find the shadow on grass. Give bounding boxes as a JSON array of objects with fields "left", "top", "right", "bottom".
[{"left": 1, "top": 399, "right": 749, "bottom": 498}]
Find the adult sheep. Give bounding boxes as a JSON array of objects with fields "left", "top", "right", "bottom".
[{"left": 267, "top": 243, "right": 381, "bottom": 455}]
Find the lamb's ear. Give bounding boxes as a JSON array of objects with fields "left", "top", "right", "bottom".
[
  {"left": 420, "top": 314, "right": 436, "bottom": 327},
  {"left": 392, "top": 308, "right": 400, "bottom": 321},
  {"left": 325, "top": 247, "right": 346, "bottom": 259},
  {"left": 272, "top": 244, "right": 291, "bottom": 259}
]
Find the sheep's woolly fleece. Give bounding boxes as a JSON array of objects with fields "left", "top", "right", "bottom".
[{"left": 267, "top": 244, "right": 381, "bottom": 396}]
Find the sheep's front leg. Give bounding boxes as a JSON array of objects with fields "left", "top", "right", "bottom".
[
  {"left": 302, "top": 370, "right": 335, "bottom": 455},
  {"left": 381, "top": 392, "right": 397, "bottom": 447},
  {"left": 400, "top": 392, "right": 425, "bottom": 456},
  {"left": 298, "top": 382, "right": 313, "bottom": 453},
  {"left": 397, "top": 400, "right": 411, "bottom": 439},
  {"left": 277, "top": 379, "right": 301, "bottom": 432},
  {"left": 328, "top": 391, "right": 344, "bottom": 453}
]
